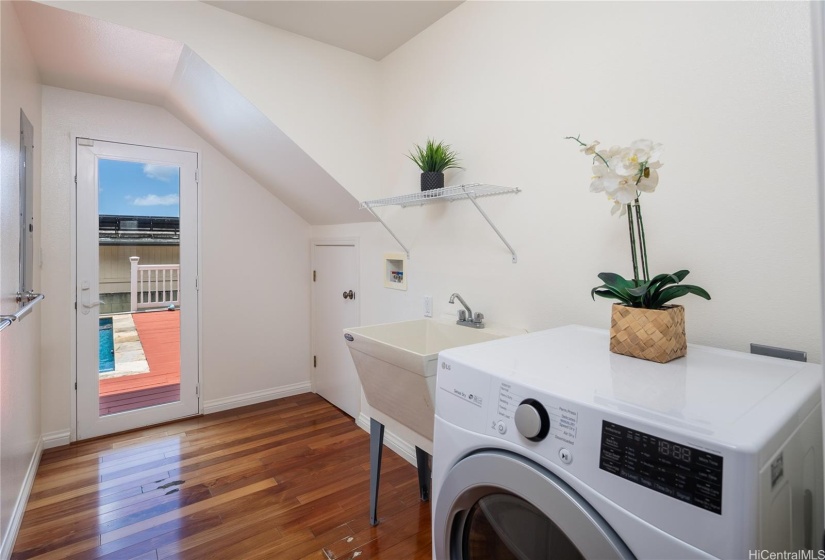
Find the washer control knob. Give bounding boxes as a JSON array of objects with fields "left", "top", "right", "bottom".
[
  {"left": 514, "top": 399, "right": 550, "bottom": 442},
  {"left": 495, "top": 421, "right": 507, "bottom": 435},
  {"left": 559, "top": 448, "right": 573, "bottom": 465}
]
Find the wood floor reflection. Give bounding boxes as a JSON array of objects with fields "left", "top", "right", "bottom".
[{"left": 13, "top": 393, "right": 432, "bottom": 559}]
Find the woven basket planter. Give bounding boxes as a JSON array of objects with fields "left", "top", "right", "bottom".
[{"left": 610, "top": 304, "right": 686, "bottom": 363}]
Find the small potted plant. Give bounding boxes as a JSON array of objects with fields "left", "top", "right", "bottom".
[
  {"left": 567, "top": 136, "right": 711, "bottom": 363},
  {"left": 407, "top": 139, "right": 463, "bottom": 192}
]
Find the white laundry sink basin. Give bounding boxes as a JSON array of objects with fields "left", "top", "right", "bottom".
[
  {"left": 346, "top": 319, "right": 503, "bottom": 377},
  {"left": 344, "top": 319, "right": 512, "bottom": 443}
]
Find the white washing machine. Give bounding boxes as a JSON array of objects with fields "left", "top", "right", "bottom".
[{"left": 432, "top": 325, "right": 823, "bottom": 559}]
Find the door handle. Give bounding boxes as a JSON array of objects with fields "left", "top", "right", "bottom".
[
  {"left": 342, "top": 290, "right": 354, "bottom": 300},
  {"left": 80, "top": 280, "right": 104, "bottom": 315}
]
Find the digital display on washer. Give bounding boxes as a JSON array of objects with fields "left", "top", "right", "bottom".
[{"left": 599, "top": 421, "right": 723, "bottom": 514}]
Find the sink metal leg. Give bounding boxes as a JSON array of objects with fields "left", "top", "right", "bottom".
[
  {"left": 369, "top": 418, "right": 385, "bottom": 526},
  {"left": 415, "top": 446, "right": 431, "bottom": 502}
]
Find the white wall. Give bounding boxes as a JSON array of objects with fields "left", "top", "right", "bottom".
[
  {"left": 41, "top": 0, "right": 384, "bottom": 203},
  {"left": 327, "top": 0, "right": 819, "bottom": 355},
  {"left": 0, "top": 2, "right": 43, "bottom": 556},
  {"left": 27, "top": 1, "right": 821, "bottom": 455},
  {"left": 314, "top": 2, "right": 821, "bottom": 443},
  {"left": 40, "top": 86, "right": 312, "bottom": 438},
  {"left": 44, "top": 1, "right": 821, "bottom": 362}
]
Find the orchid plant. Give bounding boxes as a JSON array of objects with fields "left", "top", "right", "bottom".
[{"left": 566, "top": 136, "right": 710, "bottom": 309}]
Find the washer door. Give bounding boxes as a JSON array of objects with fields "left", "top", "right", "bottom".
[{"left": 434, "top": 451, "right": 635, "bottom": 560}]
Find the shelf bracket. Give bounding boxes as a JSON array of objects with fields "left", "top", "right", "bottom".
[
  {"left": 364, "top": 202, "right": 410, "bottom": 258},
  {"left": 361, "top": 183, "right": 520, "bottom": 263},
  {"left": 463, "top": 189, "right": 518, "bottom": 263}
]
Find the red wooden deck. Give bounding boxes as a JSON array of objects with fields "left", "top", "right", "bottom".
[{"left": 99, "top": 310, "right": 181, "bottom": 416}]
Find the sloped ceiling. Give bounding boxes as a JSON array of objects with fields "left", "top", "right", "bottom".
[
  {"left": 15, "top": 1, "right": 371, "bottom": 225},
  {"left": 203, "top": 1, "right": 462, "bottom": 61},
  {"left": 15, "top": 1, "right": 183, "bottom": 107}
]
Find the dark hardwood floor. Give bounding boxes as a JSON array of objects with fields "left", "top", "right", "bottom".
[{"left": 12, "top": 393, "right": 432, "bottom": 559}]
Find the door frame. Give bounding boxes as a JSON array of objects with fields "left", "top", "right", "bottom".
[
  {"left": 811, "top": 1, "right": 825, "bottom": 531},
  {"left": 310, "top": 237, "right": 361, "bottom": 397},
  {"left": 70, "top": 134, "right": 204, "bottom": 442}
]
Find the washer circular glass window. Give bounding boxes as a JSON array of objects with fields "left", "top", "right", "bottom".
[
  {"left": 462, "top": 493, "right": 585, "bottom": 559},
  {"left": 434, "top": 451, "right": 635, "bottom": 560}
]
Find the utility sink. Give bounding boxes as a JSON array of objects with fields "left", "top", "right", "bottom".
[{"left": 344, "top": 319, "right": 511, "bottom": 443}]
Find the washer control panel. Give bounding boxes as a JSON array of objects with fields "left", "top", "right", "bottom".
[
  {"left": 436, "top": 358, "right": 582, "bottom": 470},
  {"left": 494, "top": 382, "right": 579, "bottom": 446},
  {"left": 599, "top": 421, "right": 724, "bottom": 515}
]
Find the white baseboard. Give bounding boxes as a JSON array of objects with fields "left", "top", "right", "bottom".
[
  {"left": 1, "top": 437, "right": 43, "bottom": 560},
  {"left": 41, "top": 430, "right": 70, "bottom": 450},
  {"left": 203, "top": 382, "right": 312, "bottom": 415},
  {"left": 357, "top": 413, "right": 416, "bottom": 465}
]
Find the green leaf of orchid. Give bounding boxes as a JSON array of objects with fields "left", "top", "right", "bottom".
[
  {"left": 592, "top": 282, "right": 631, "bottom": 304},
  {"left": 592, "top": 289, "right": 628, "bottom": 304},
  {"left": 597, "top": 272, "right": 636, "bottom": 292},
  {"left": 672, "top": 270, "right": 690, "bottom": 282},
  {"left": 627, "top": 281, "right": 653, "bottom": 297},
  {"left": 648, "top": 273, "right": 681, "bottom": 296},
  {"left": 598, "top": 272, "right": 630, "bottom": 285},
  {"left": 652, "top": 285, "right": 711, "bottom": 308}
]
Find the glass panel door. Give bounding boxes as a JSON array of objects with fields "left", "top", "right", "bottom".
[{"left": 76, "top": 139, "right": 198, "bottom": 439}]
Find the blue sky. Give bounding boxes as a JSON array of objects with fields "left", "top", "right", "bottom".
[{"left": 98, "top": 159, "right": 180, "bottom": 217}]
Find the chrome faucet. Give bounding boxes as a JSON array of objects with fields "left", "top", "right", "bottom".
[{"left": 448, "top": 293, "right": 485, "bottom": 329}]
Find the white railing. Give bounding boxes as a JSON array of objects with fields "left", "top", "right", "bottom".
[{"left": 130, "top": 256, "right": 180, "bottom": 312}]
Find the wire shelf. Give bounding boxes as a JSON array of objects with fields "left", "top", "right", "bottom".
[
  {"left": 360, "top": 183, "right": 521, "bottom": 263},
  {"left": 360, "top": 183, "right": 520, "bottom": 209}
]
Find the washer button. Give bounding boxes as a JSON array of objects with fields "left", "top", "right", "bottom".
[
  {"left": 496, "top": 421, "right": 507, "bottom": 435},
  {"left": 559, "top": 448, "right": 573, "bottom": 464}
]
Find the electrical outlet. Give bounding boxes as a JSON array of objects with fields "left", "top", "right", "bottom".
[{"left": 424, "top": 295, "right": 433, "bottom": 317}]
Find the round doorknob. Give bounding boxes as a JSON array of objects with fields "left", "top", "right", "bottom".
[{"left": 343, "top": 290, "right": 354, "bottom": 300}]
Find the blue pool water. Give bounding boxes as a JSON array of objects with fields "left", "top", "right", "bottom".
[{"left": 99, "top": 317, "right": 115, "bottom": 373}]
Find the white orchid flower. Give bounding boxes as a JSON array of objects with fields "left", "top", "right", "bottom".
[
  {"left": 568, "top": 135, "right": 678, "bottom": 288},
  {"left": 601, "top": 171, "right": 636, "bottom": 204},
  {"left": 613, "top": 147, "right": 649, "bottom": 177},
  {"left": 636, "top": 168, "right": 659, "bottom": 193},
  {"left": 580, "top": 140, "right": 600, "bottom": 155},
  {"left": 610, "top": 199, "right": 628, "bottom": 216},
  {"left": 589, "top": 161, "right": 610, "bottom": 192},
  {"left": 631, "top": 139, "right": 664, "bottom": 165},
  {"left": 591, "top": 161, "right": 608, "bottom": 177},
  {"left": 570, "top": 136, "right": 664, "bottom": 217}
]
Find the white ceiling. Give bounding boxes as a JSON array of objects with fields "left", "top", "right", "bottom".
[
  {"left": 15, "top": 1, "right": 370, "bottom": 225},
  {"left": 203, "top": 1, "right": 462, "bottom": 60}
]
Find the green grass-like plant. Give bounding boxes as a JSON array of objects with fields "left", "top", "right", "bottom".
[
  {"left": 591, "top": 270, "right": 711, "bottom": 309},
  {"left": 407, "top": 139, "right": 463, "bottom": 173}
]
